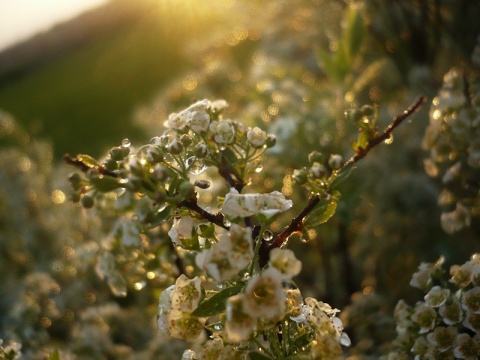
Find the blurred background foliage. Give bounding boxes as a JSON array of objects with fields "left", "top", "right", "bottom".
[{"left": 1, "top": 0, "right": 480, "bottom": 358}]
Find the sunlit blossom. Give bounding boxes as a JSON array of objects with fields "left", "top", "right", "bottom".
[
  {"left": 243, "top": 267, "right": 285, "bottom": 319},
  {"left": 247, "top": 127, "right": 267, "bottom": 147},
  {"left": 269, "top": 248, "right": 302, "bottom": 279},
  {"left": 222, "top": 188, "right": 292, "bottom": 218}
]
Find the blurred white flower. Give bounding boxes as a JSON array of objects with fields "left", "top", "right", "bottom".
[
  {"left": 225, "top": 294, "right": 256, "bottom": 342},
  {"left": 269, "top": 248, "right": 302, "bottom": 279},
  {"left": 222, "top": 188, "right": 292, "bottom": 218},
  {"left": 243, "top": 267, "right": 285, "bottom": 319}
]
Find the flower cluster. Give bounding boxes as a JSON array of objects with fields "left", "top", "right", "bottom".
[
  {"left": 389, "top": 254, "right": 480, "bottom": 359},
  {"left": 66, "top": 100, "right": 357, "bottom": 359},
  {"left": 422, "top": 60, "right": 480, "bottom": 233}
]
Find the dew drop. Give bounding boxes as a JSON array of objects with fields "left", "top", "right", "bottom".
[
  {"left": 255, "top": 164, "right": 264, "bottom": 173},
  {"left": 219, "top": 145, "right": 227, "bottom": 151},
  {"left": 223, "top": 219, "right": 231, "bottom": 228},
  {"left": 300, "top": 236, "right": 310, "bottom": 243},
  {"left": 262, "top": 230, "right": 273, "bottom": 242},
  {"left": 384, "top": 134, "right": 394, "bottom": 144},
  {"left": 213, "top": 323, "right": 223, "bottom": 330},
  {"left": 186, "top": 157, "right": 207, "bottom": 175},
  {"left": 121, "top": 138, "right": 131, "bottom": 148}
]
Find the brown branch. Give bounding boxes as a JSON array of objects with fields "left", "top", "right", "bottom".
[
  {"left": 342, "top": 95, "right": 426, "bottom": 170},
  {"left": 259, "top": 96, "right": 426, "bottom": 267},
  {"left": 179, "top": 197, "right": 229, "bottom": 230}
]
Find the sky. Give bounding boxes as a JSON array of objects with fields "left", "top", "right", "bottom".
[{"left": 0, "top": 0, "right": 108, "bottom": 51}]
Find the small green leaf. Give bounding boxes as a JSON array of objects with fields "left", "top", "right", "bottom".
[
  {"left": 150, "top": 205, "right": 173, "bottom": 228},
  {"left": 76, "top": 154, "right": 100, "bottom": 169},
  {"left": 249, "top": 351, "right": 272, "bottom": 360},
  {"left": 192, "top": 284, "right": 244, "bottom": 317},
  {"left": 303, "top": 196, "right": 339, "bottom": 228},
  {"left": 48, "top": 349, "right": 60, "bottom": 360}
]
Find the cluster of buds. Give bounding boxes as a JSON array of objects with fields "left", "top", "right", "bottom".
[{"left": 66, "top": 100, "right": 351, "bottom": 359}]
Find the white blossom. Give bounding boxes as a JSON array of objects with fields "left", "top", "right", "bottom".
[
  {"left": 209, "top": 119, "right": 236, "bottom": 144},
  {"left": 269, "top": 248, "right": 302, "bottom": 279},
  {"left": 243, "top": 267, "right": 285, "bottom": 319},
  {"left": 225, "top": 294, "right": 257, "bottom": 342},
  {"left": 189, "top": 111, "right": 210, "bottom": 133},
  {"left": 168, "top": 216, "right": 195, "bottom": 247},
  {"left": 247, "top": 127, "right": 267, "bottom": 147},
  {"left": 222, "top": 188, "right": 292, "bottom": 218}
]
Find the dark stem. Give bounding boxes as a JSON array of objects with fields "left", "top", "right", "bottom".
[
  {"left": 179, "top": 197, "right": 229, "bottom": 230},
  {"left": 64, "top": 153, "right": 118, "bottom": 178}
]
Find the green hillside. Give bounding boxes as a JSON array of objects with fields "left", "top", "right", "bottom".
[{"left": 0, "top": 0, "right": 230, "bottom": 158}]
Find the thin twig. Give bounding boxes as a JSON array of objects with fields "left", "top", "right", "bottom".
[
  {"left": 179, "top": 197, "right": 229, "bottom": 230},
  {"left": 64, "top": 153, "right": 118, "bottom": 178},
  {"left": 259, "top": 96, "right": 426, "bottom": 266}
]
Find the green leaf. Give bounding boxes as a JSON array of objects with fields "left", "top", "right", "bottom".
[
  {"left": 249, "top": 351, "right": 272, "bottom": 360},
  {"left": 76, "top": 154, "right": 100, "bottom": 169},
  {"left": 303, "top": 195, "right": 339, "bottom": 228},
  {"left": 48, "top": 349, "right": 60, "bottom": 360},
  {"left": 150, "top": 205, "right": 173, "bottom": 228},
  {"left": 192, "top": 284, "right": 244, "bottom": 317},
  {"left": 343, "top": 6, "right": 364, "bottom": 61}
]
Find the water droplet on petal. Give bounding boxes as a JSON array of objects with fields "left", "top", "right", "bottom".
[
  {"left": 121, "top": 138, "right": 131, "bottom": 148},
  {"left": 255, "top": 164, "right": 264, "bottom": 173},
  {"left": 213, "top": 323, "right": 223, "bottom": 330},
  {"left": 186, "top": 156, "right": 206, "bottom": 175},
  {"left": 223, "top": 219, "right": 231, "bottom": 227},
  {"left": 262, "top": 230, "right": 273, "bottom": 242}
]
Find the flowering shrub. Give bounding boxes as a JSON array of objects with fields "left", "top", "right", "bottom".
[
  {"left": 64, "top": 95, "right": 424, "bottom": 359},
  {"left": 423, "top": 47, "right": 480, "bottom": 234},
  {"left": 389, "top": 254, "right": 480, "bottom": 359}
]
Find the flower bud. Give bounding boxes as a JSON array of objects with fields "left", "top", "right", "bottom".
[
  {"left": 125, "top": 176, "right": 142, "bottom": 191},
  {"left": 328, "top": 154, "right": 344, "bottom": 170},
  {"left": 345, "top": 108, "right": 362, "bottom": 123},
  {"left": 153, "top": 165, "right": 169, "bottom": 182},
  {"left": 195, "top": 144, "right": 209, "bottom": 158},
  {"left": 110, "top": 146, "right": 129, "bottom": 161},
  {"left": 293, "top": 169, "right": 308, "bottom": 185},
  {"left": 194, "top": 180, "right": 211, "bottom": 189},
  {"left": 81, "top": 193, "right": 95, "bottom": 208},
  {"left": 265, "top": 134, "right": 277, "bottom": 148},
  {"left": 147, "top": 146, "right": 164, "bottom": 163},
  {"left": 310, "top": 164, "right": 328, "bottom": 179},
  {"left": 167, "top": 139, "right": 183, "bottom": 154},
  {"left": 128, "top": 157, "right": 144, "bottom": 176},
  {"left": 308, "top": 151, "right": 324, "bottom": 164},
  {"left": 103, "top": 158, "right": 118, "bottom": 172},
  {"left": 180, "top": 134, "right": 193, "bottom": 147},
  {"left": 70, "top": 192, "right": 81, "bottom": 203},
  {"left": 68, "top": 172, "right": 84, "bottom": 190},
  {"left": 361, "top": 105, "right": 374, "bottom": 116},
  {"left": 178, "top": 181, "right": 195, "bottom": 199}
]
